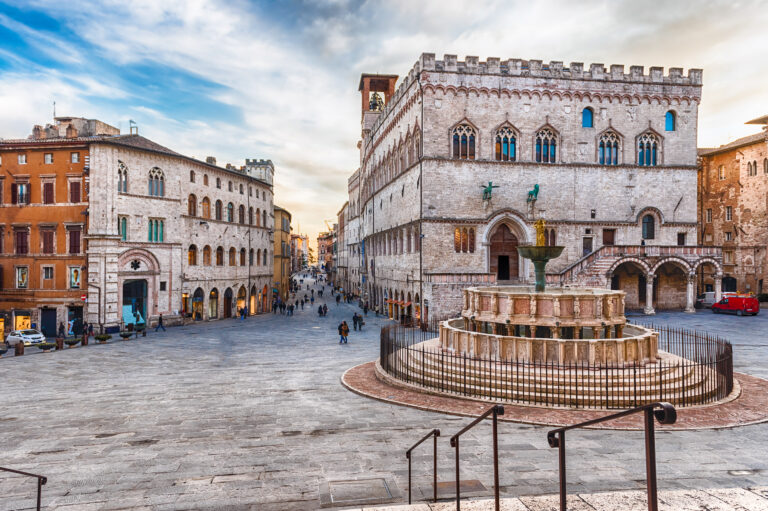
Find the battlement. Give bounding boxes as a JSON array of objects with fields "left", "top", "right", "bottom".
[{"left": 417, "top": 53, "right": 703, "bottom": 85}]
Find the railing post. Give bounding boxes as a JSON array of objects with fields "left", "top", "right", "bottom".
[
  {"left": 433, "top": 430, "right": 438, "bottom": 503},
  {"left": 407, "top": 452, "right": 412, "bottom": 505},
  {"left": 454, "top": 436, "right": 461, "bottom": 510},
  {"left": 644, "top": 408, "right": 659, "bottom": 511},
  {"left": 559, "top": 432, "right": 566, "bottom": 510},
  {"left": 37, "top": 476, "right": 43, "bottom": 511},
  {"left": 493, "top": 406, "right": 500, "bottom": 511}
]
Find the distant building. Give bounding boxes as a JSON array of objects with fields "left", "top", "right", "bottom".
[
  {"left": 273, "top": 206, "right": 292, "bottom": 301},
  {"left": 317, "top": 231, "right": 333, "bottom": 274},
  {"left": 698, "top": 115, "right": 768, "bottom": 295},
  {"left": 290, "top": 233, "right": 309, "bottom": 272}
]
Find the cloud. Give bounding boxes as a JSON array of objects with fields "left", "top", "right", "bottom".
[{"left": 3, "top": 0, "right": 768, "bottom": 244}]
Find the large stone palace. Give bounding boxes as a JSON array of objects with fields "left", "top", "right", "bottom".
[{"left": 343, "top": 53, "right": 723, "bottom": 322}]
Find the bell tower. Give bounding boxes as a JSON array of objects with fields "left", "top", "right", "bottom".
[{"left": 358, "top": 73, "right": 398, "bottom": 134}]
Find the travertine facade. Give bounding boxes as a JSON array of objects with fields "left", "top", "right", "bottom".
[
  {"left": 349, "top": 53, "right": 720, "bottom": 322},
  {"left": 86, "top": 136, "right": 273, "bottom": 330},
  {"left": 698, "top": 116, "right": 768, "bottom": 295}
]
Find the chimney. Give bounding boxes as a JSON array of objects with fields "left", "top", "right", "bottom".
[
  {"left": 206, "top": 156, "right": 217, "bottom": 165},
  {"left": 65, "top": 124, "right": 78, "bottom": 139},
  {"left": 32, "top": 125, "right": 45, "bottom": 140}
]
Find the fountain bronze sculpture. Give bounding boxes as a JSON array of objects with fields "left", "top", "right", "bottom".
[{"left": 517, "top": 219, "right": 563, "bottom": 292}]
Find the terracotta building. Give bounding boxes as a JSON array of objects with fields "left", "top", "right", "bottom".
[
  {"left": 273, "top": 206, "right": 292, "bottom": 301},
  {"left": 0, "top": 117, "right": 118, "bottom": 338},
  {"left": 317, "top": 231, "right": 333, "bottom": 273},
  {"left": 698, "top": 115, "right": 768, "bottom": 295}
]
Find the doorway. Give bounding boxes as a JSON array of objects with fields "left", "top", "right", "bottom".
[
  {"left": 498, "top": 256, "right": 510, "bottom": 281},
  {"left": 582, "top": 237, "right": 593, "bottom": 257},
  {"left": 67, "top": 306, "right": 84, "bottom": 335},
  {"left": 40, "top": 308, "right": 57, "bottom": 338},
  {"left": 122, "top": 280, "right": 147, "bottom": 325},
  {"left": 224, "top": 288, "right": 233, "bottom": 318}
]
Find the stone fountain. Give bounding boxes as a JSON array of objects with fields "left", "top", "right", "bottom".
[{"left": 516, "top": 219, "right": 563, "bottom": 292}]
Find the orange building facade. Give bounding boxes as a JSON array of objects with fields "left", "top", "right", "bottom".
[{"left": 0, "top": 138, "right": 90, "bottom": 338}]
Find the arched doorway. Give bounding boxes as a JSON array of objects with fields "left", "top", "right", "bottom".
[
  {"left": 654, "top": 262, "right": 688, "bottom": 310},
  {"left": 262, "top": 285, "right": 269, "bottom": 312},
  {"left": 209, "top": 288, "right": 219, "bottom": 319},
  {"left": 490, "top": 224, "right": 519, "bottom": 281},
  {"left": 192, "top": 287, "right": 204, "bottom": 321},
  {"left": 237, "top": 286, "right": 247, "bottom": 315},
  {"left": 723, "top": 276, "right": 737, "bottom": 293},
  {"left": 609, "top": 260, "right": 650, "bottom": 310},
  {"left": 123, "top": 279, "right": 147, "bottom": 325},
  {"left": 224, "top": 288, "right": 233, "bottom": 318},
  {"left": 250, "top": 285, "right": 257, "bottom": 315}
]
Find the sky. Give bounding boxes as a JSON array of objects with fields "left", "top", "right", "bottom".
[{"left": 1, "top": 0, "right": 767, "bottom": 247}]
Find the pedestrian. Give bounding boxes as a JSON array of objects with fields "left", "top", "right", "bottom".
[
  {"left": 88, "top": 322, "right": 94, "bottom": 338},
  {"left": 311, "top": 296, "right": 315, "bottom": 305},
  {"left": 336, "top": 294, "right": 341, "bottom": 306},
  {"left": 323, "top": 304, "right": 328, "bottom": 316},
  {"left": 318, "top": 305, "right": 323, "bottom": 317},
  {"left": 155, "top": 313, "right": 166, "bottom": 332},
  {"left": 301, "top": 300, "right": 304, "bottom": 310},
  {"left": 353, "top": 313, "right": 359, "bottom": 331},
  {"left": 359, "top": 316, "right": 364, "bottom": 331},
  {"left": 341, "top": 321, "right": 349, "bottom": 343},
  {"left": 364, "top": 302, "right": 369, "bottom": 315},
  {"left": 338, "top": 321, "right": 345, "bottom": 343}
]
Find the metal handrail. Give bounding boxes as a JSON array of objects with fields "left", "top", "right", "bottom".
[
  {"left": 405, "top": 428, "right": 440, "bottom": 504},
  {"left": 546, "top": 402, "right": 677, "bottom": 511},
  {"left": 0, "top": 466, "right": 47, "bottom": 511},
  {"left": 449, "top": 404, "right": 504, "bottom": 511}
]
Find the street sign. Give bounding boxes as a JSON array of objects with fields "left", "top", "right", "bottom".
[{"left": 81, "top": 294, "right": 87, "bottom": 301}]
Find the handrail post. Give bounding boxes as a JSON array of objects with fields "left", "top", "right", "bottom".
[
  {"left": 454, "top": 436, "right": 461, "bottom": 510},
  {"left": 558, "top": 432, "right": 566, "bottom": 511},
  {"left": 408, "top": 451, "right": 412, "bottom": 504},
  {"left": 493, "top": 406, "right": 500, "bottom": 511},
  {"left": 644, "top": 408, "right": 659, "bottom": 511},
  {"left": 37, "top": 477, "right": 43, "bottom": 511},
  {"left": 433, "top": 430, "right": 438, "bottom": 503}
]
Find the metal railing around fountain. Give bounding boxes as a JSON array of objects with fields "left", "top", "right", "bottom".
[
  {"left": 379, "top": 322, "right": 733, "bottom": 409},
  {"left": 0, "top": 467, "right": 47, "bottom": 511}
]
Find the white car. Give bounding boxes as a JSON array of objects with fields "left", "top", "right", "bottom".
[{"left": 5, "top": 329, "right": 46, "bottom": 347}]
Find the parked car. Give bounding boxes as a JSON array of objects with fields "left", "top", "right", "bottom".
[
  {"left": 696, "top": 291, "right": 738, "bottom": 309},
  {"left": 712, "top": 295, "right": 760, "bottom": 316},
  {"left": 5, "top": 329, "right": 46, "bottom": 346}
]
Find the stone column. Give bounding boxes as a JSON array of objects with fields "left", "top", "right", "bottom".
[
  {"left": 643, "top": 274, "right": 655, "bottom": 315},
  {"left": 714, "top": 273, "right": 723, "bottom": 302},
  {"left": 685, "top": 274, "right": 696, "bottom": 313}
]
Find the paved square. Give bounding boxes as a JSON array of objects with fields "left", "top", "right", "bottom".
[{"left": 2, "top": 281, "right": 768, "bottom": 510}]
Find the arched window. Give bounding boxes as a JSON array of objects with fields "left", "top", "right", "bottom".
[
  {"left": 262, "top": 210, "right": 267, "bottom": 227},
  {"left": 216, "top": 246, "right": 224, "bottom": 266},
  {"left": 249, "top": 248, "right": 254, "bottom": 266},
  {"left": 665, "top": 111, "right": 676, "bottom": 131},
  {"left": 119, "top": 217, "right": 127, "bottom": 241},
  {"left": 256, "top": 249, "right": 261, "bottom": 266},
  {"left": 203, "top": 245, "right": 211, "bottom": 265},
  {"left": 189, "top": 170, "right": 195, "bottom": 183},
  {"left": 248, "top": 207, "right": 254, "bottom": 225},
  {"left": 263, "top": 249, "right": 267, "bottom": 265},
  {"left": 256, "top": 208, "right": 261, "bottom": 226},
  {"left": 238, "top": 205, "right": 245, "bottom": 224},
  {"left": 638, "top": 133, "right": 659, "bottom": 166},
  {"left": 748, "top": 162, "right": 753, "bottom": 176},
  {"left": 451, "top": 123, "right": 476, "bottom": 160},
  {"left": 188, "top": 194, "right": 197, "bottom": 216},
  {"left": 240, "top": 248, "right": 246, "bottom": 266},
  {"left": 117, "top": 161, "right": 128, "bottom": 193},
  {"left": 229, "top": 247, "right": 236, "bottom": 266},
  {"left": 202, "top": 197, "right": 211, "bottom": 218},
  {"left": 239, "top": 183, "right": 243, "bottom": 194},
  {"left": 535, "top": 128, "right": 557, "bottom": 163},
  {"left": 582, "top": 107, "right": 594, "bottom": 128},
  {"left": 764, "top": 158, "right": 768, "bottom": 174},
  {"left": 495, "top": 126, "right": 517, "bottom": 161},
  {"left": 215, "top": 200, "right": 223, "bottom": 220},
  {"left": 216, "top": 177, "right": 221, "bottom": 189},
  {"left": 461, "top": 228, "right": 468, "bottom": 252},
  {"left": 228, "top": 181, "right": 233, "bottom": 192},
  {"left": 188, "top": 245, "right": 197, "bottom": 266},
  {"left": 468, "top": 228, "right": 475, "bottom": 253},
  {"left": 148, "top": 168, "right": 165, "bottom": 197},
  {"left": 227, "top": 202, "right": 234, "bottom": 222},
  {"left": 203, "top": 174, "right": 209, "bottom": 186},
  {"left": 642, "top": 215, "right": 655, "bottom": 240},
  {"left": 545, "top": 228, "right": 557, "bottom": 246},
  {"left": 598, "top": 131, "right": 620, "bottom": 165}
]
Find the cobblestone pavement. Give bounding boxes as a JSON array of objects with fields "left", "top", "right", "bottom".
[{"left": 2, "top": 280, "right": 768, "bottom": 510}]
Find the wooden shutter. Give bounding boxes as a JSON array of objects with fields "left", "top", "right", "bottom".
[
  {"left": 15, "top": 230, "right": 28, "bottom": 254},
  {"left": 69, "top": 228, "right": 81, "bottom": 254},
  {"left": 43, "top": 182, "right": 54, "bottom": 204},
  {"left": 11, "top": 183, "right": 17, "bottom": 204},
  {"left": 70, "top": 182, "right": 81, "bottom": 203}
]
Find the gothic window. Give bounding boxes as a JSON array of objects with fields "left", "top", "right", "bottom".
[
  {"left": 188, "top": 194, "right": 197, "bottom": 216},
  {"left": 256, "top": 249, "right": 261, "bottom": 266},
  {"left": 545, "top": 229, "right": 557, "bottom": 246},
  {"left": 118, "top": 161, "right": 128, "bottom": 193},
  {"left": 203, "top": 174, "right": 209, "bottom": 186},
  {"left": 451, "top": 123, "right": 476, "bottom": 160},
  {"left": 119, "top": 217, "right": 127, "bottom": 241},
  {"left": 535, "top": 128, "right": 557, "bottom": 163},
  {"left": 228, "top": 181, "right": 233, "bottom": 192},
  {"left": 249, "top": 248, "right": 254, "bottom": 266},
  {"left": 148, "top": 168, "right": 165, "bottom": 197},
  {"left": 642, "top": 215, "right": 655, "bottom": 240},
  {"left": 239, "top": 184, "right": 243, "bottom": 194},
  {"left": 599, "top": 131, "right": 620, "bottom": 165},
  {"left": 238, "top": 205, "right": 245, "bottom": 224},
  {"left": 256, "top": 208, "right": 261, "bottom": 226},
  {"left": 190, "top": 170, "right": 195, "bottom": 183},
  {"left": 748, "top": 162, "right": 753, "bottom": 176},
  {"left": 216, "top": 177, "right": 221, "bottom": 189},
  {"left": 202, "top": 197, "right": 211, "bottom": 218},
  {"left": 227, "top": 203, "right": 233, "bottom": 222},
  {"left": 249, "top": 207, "right": 254, "bottom": 225},
  {"left": 229, "top": 247, "right": 236, "bottom": 266},
  {"left": 215, "top": 200, "right": 223, "bottom": 220},
  {"left": 665, "top": 111, "right": 676, "bottom": 131},
  {"left": 582, "top": 107, "right": 594, "bottom": 128},
  {"left": 454, "top": 227, "right": 475, "bottom": 253},
  {"left": 637, "top": 133, "right": 659, "bottom": 166},
  {"left": 495, "top": 126, "right": 517, "bottom": 161},
  {"left": 188, "top": 245, "right": 198, "bottom": 266},
  {"left": 216, "top": 246, "right": 224, "bottom": 266},
  {"left": 262, "top": 210, "right": 267, "bottom": 227},
  {"left": 148, "top": 219, "right": 164, "bottom": 242},
  {"left": 203, "top": 245, "right": 211, "bottom": 265},
  {"left": 240, "top": 248, "right": 246, "bottom": 266},
  {"left": 263, "top": 249, "right": 267, "bottom": 265}
]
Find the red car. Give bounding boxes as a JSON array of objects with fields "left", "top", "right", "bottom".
[{"left": 712, "top": 295, "right": 760, "bottom": 316}]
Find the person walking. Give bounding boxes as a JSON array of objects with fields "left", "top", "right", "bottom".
[
  {"left": 155, "top": 313, "right": 166, "bottom": 332},
  {"left": 88, "top": 322, "right": 94, "bottom": 338},
  {"left": 364, "top": 302, "right": 369, "bottom": 316},
  {"left": 338, "top": 321, "right": 344, "bottom": 343},
  {"left": 338, "top": 321, "right": 349, "bottom": 344},
  {"left": 318, "top": 305, "right": 323, "bottom": 317},
  {"left": 352, "top": 313, "right": 358, "bottom": 331},
  {"left": 336, "top": 294, "right": 341, "bottom": 306},
  {"left": 323, "top": 304, "right": 328, "bottom": 316},
  {"left": 310, "top": 296, "right": 315, "bottom": 305}
]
